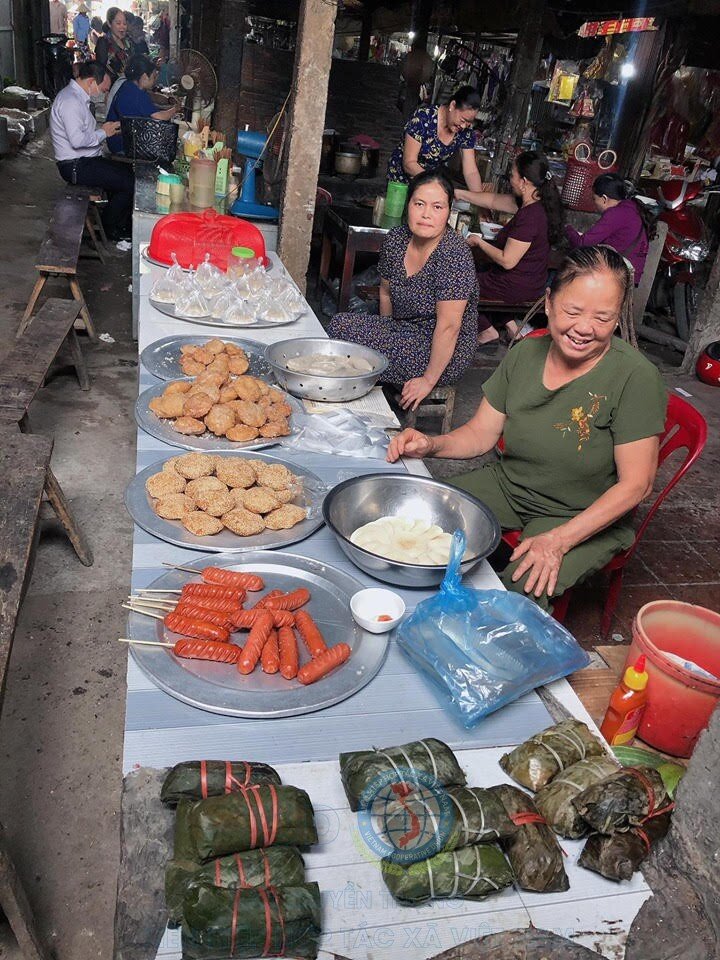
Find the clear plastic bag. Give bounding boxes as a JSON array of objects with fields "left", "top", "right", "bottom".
[
  {"left": 222, "top": 299, "right": 257, "bottom": 325},
  {"left": 210, "top": 287, "right": 237, "bottom": 320},
  {"left": 257, "top": 297, "right": 291, "bottom": 324},
  {"left": 166, "top": 252, "right": 185, "bottom": 287},
  {"left": 396, "top": 532, "right": 590, "bottom": 728},
  {"left": 246, "top": 266, "right": 268, "bottom": 296},
  {"left": 150, "top": 271, "right": 179, "bottom": 304},
  {"left": 175, "top": 271, "right": 210, "bottom": 318},
  {"left": 196, "top": 253, "right": 228, "bottom": 298}
]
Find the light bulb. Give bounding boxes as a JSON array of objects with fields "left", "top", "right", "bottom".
[{"left": 620, "top": 62, "right": 636, "bottom": 79}]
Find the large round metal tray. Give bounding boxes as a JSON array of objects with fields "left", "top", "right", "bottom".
[
  {"left": 150, "top": 297, "right": 299, "bottom": 329},
  {"left": 135, "top": 382, "right": 304, "bottom": 452},
  {"left": 142, "top": 246, "right": 273, "bottom": 272},
  {"left": 140, "top": 335, "right": 272, "bottom": 381},
  {"left": 125, "top": 451, "right": 326, "bottom": 553},
  {"left": 265, "top": 337, "right": 388, "bottom": 402},
  {"left": 126, "top": 551, "right": 389, "bottom": 717}
]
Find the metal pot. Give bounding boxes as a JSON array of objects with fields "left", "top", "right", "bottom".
[
  {"left": 335, "top": 149, "right": 361, "bottom": 176},
  {"left": 358, "top": 145, "right": 380, "bottom": 179}
]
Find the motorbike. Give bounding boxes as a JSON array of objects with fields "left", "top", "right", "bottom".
[{"left": 650, "top": 178, "right": 717, "bottom": 342}]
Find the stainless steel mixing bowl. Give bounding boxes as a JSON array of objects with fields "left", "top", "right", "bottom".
[
  {"left": 322, "top": 473, "right": 501, "bottom": 588},
  {"left": 264, "top": 338, "right": 388, "bottom": 402}
]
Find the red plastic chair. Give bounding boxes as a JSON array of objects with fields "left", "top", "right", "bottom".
[{"left": 497, "top": 330, "right": 708, "bottom": 633}]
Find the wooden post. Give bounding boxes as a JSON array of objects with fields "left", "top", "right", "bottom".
[
  {"left": 358, "top": 7, "right": 373, "bottom": 62},
  {"left": 680, "top": 245, "right": 720, "bottom": 374},
  {"left": 213, "top": 0, "right": 248, "bottom": 152},
  {"left": 490, "top": 0, "right": 545, "bottom": 182},
  {"left": 277, "top": 0, "right": 338, "bottom": 290}
]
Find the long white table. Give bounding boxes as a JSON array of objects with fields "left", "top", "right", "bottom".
[{"left": 123, "top": 249, "right": 649, "bottom": 960}]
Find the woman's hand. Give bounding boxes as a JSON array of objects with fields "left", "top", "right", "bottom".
[
  {"left": 387, "top": 428, "right": 433, "bottom": 463},
  {"left": 466, "top": 233, "right": 484, "bottom": 249},
  {"left": 510, "top": 528, "right": 570, "bottom": 598},
  {"left": 400, "top": 375, "right": 435, "bottom": 411}
]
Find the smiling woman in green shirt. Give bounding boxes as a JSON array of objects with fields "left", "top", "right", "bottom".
[{"left": 387, "top": 245, "right": 667, "bottom": 609}]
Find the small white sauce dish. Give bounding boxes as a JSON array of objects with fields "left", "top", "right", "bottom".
[{"left": 350, "top": 588, "right": 406, "bottom": 634}]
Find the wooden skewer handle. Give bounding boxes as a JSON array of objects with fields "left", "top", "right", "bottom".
[
  {"left": 122, "top": 603, "right": 165, "bottom": 620},
  {"left": 117, "top": 638, "right": 174, "bottom": 648}
]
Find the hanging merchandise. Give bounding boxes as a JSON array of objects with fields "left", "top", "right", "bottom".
[
  {"left": 548, "top": 60, "right": 580, "bottom": 104},
  {"left": 561, "top": 144, "right": 618, "bottom": 212},
  {"left": 569, "top": 83, "right": 596, "bottom": 119}
]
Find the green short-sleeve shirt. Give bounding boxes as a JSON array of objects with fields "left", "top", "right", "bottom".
[{"left": 483, "top": 336, "right": 667, "bottom": 518}]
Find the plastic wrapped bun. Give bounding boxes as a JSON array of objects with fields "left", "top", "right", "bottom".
[
  {"left": 151, "top": 272, "right": 180, "bottom": 304},
  {"left": 196, "top": 253, "right": 228, "bottom": 298},
  {"left": 257, "top": 298, "right": 292, "bottom": 325},
  {"left": 166, "top": 252, "right": 185, "bottom": 286},
  {"left": 210, "top": 287, "right": 237, "bottom": 320},
  {"left": 246, "top": 266, "right": 268, "bottom": 295},
  {"left": 222, "top": 299, "right": 257, "bottom": 326},
  {"left": 175, "top": 283, "right": 210, "bottom": 318}
]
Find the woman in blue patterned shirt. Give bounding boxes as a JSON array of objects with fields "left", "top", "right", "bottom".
[{"left": 387, "top": 86, "right": 484, "bottom": 190}]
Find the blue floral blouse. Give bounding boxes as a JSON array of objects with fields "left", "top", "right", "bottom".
[{"left": 387, "top": 106, "right": 475, "bottom": 183}]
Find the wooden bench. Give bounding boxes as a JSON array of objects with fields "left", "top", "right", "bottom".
[
  {"left": 18, "top": 188, "right": 97, "bottom": 341},
  {"left": 402, "top": 385, "right": 457, "bottom": 435},
  {"left": 4, "top": 298, "right": 90, "bottom": 393},
  {"left": 0, "top": 428, "right": 54, "bottom": 960},
  {"left": 83, "top": 191, "right": 109, "bottom": 263}
]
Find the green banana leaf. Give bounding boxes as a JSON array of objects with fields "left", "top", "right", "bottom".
[
  {"left": 493, "top": 783, "right": 569, "bottom": 893},
  {"left": 572, "top": 765, "right": 671, "bottom": 834},
  {"left": 188, "top": 785, "right": 317, "bottom": 861},
  {"left": 578, "top": 810, "right": 672, "bottom": 881},
  {"left": 165, "top": 846, "right": 306, "bottom": 927},
  {"left": 500, "top": 720, "right": 607, "bottom": 792},
  {"left": 161, "top": 760, "right": 282, "bottom": 806},
  {"left": 381, "top": 843, "right": 513, "bottom": 904},
  {"left": 340, "top": 738, "right": 466, "bottom": 812},
  {"left": 612, "top": 745, "right": 686, "bottom": 799},
  {"left": 174, "top": 801, "right": 199, "bottom": 861},
  {"left": 181, "top": 881, "right": 321, "bottom": 960},
  {"left": 535, "top": 757, "right": 620, "bottom": 839}
]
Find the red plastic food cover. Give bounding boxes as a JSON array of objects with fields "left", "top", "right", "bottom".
[{"left": 148, "top": 210, "right": 267, "bottom": 271}]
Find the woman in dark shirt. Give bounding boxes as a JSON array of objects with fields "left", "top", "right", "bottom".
[
  {"left": 95, "top": 8, "right": 135, "bottom": 81},
  {"left": 457, "top": 151, "right": 564, "bottom": 344},
  {"left": 106, "top": 54, "right": 179, "bottom": 154},
  {"left": 329, "top": 170, "right": 479, "bottom": 411}
]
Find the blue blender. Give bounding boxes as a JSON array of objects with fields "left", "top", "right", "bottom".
[{"left": 230, "top": 129, "right": 280, "bottom": 221}]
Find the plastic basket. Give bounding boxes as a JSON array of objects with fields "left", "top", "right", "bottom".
[
  {"left": 120, "top": 116, "right": 179, "bottom": 165},
  {"left": 561, "top": 146, "right": 617, "bottom": 212}
]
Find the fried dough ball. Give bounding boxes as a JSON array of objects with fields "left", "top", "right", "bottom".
[
  {"left": 205, "top": 403, "right": 236, "bottom": 436},
  {"left": 232, "top": 376, "right": 263, "bottom": 402},
  {"left": 190, "top": 346, "right": 214, "bottom": 365},
  {"left": 171, "top": 416, "right": 206, "bottom": 436},
  {"left": 183, "top": 392, "right": 215, "bottom": 419},
  {"left": 224, "top": 343, "right": 246, "bottom": 358},
  {"left": 225, "top": 424, "right": 260, "bottom": 443},
  {"left": 180, "top": 357, "right": 206, "bottom": 376},
  {"left": 265, "top": 386, "right": 286, "bottom": 404},
  {"left": 207, "top": 355, "right": 230, "bottom": 377},
  {"left": 221, "top": 507, "right": 266, "bottom": 536},
  {"left": 255, "top": 463, "right": 296, "bottom": 490},
  {"left": 204, "top": 338, "right": 226, "bottom": 355},
  {"left": 254, "top": 378, "right": 270, "bottom": 397},
  {"left": 180, "top": 344, "right": 196, "bottom": 356},
  {"left": 162, "top": 456, "right": 183, "bottom": 473},
  {"left": 145, "top": 471, "right": 186, "bottom": 498},
  {"left": 262, "top": 401, "right": 293, "bottom": 422},
  {"left": 153, "top": 394, "right": 187, "bottom": 418},
  {"left": 149, "top": 397, "right": 170, "bottom": 417},
  {"left": 193, "top": 371, "right": 226, "bottom": 389},
  {"left": 219, "top": 385, "right": 237, "bottom": 404},
  {"left": 174, "top": 452, "right": 215, "bottom": 479},
  {"left": 229, "top": 355, "right": 250, "bottom": 376},
  {"left": 259, "top": 418, "right": 291, "bottom": 438},
  {"left": 182, "top": 512, "right": 224, "bottom": 537},
  {"left": 273, "top": 487, "right": 296, "bottom": 504},
  {"left": 215, "top": 458, "right": 256, "bottom": 489},
  {"left": 232, "top": 400, "right": 266, "bottom": 428},
  {"left": 194, "top": 490, "right": 236, "bottom": 516},
  {"left": 264, "top": 504, "right": 307, "bottom": 530},
  {"left": 154, "top": 493, "right": 196, "bottom": 520},
  {"left": 163, "top": 380, "right": 193, "bottom": 396},
  {"left": 235, "top": 486, "right": 281, "bottom": 514},
  {"left": 185, "top": 476, "right": 228, "bottom": 499}
]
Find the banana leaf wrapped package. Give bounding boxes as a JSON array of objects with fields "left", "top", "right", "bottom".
[
  {"left": 380, "top": 785, "right": 517, "bottom": 859},
  {"left": 535, "top": 757, "right": 620, "bottom": 838},
  {"left": 572, "top": 766, "right": 671, "bottom": 834},
  {"left": 500, "top": 720, "right": 606, "bottom": 791},
  {"left": 161, "top": 760, "right": 282, "bottom": 805},
  {"left": 174, "top": 800, "right": 200, "bottom": 861},
  {"left": 165, "top": 846, "right": 306, "bottom": 927},
  {"left": 181, "top": 881, "right": 322, "bottom": 960},
  {"left": 494, "top": 784, "right": 569, "bottom": 893},
  {"left": 578, "top": 810, "right": 673, "bottom": 881},
  {"left": 187, "top": 785, "right": 317, "bottom": 861},
  {"left": 340, "top": 738, "right": 466, "bottom": 812},
  {"left": 381, "top": 843, "right": 514, "bottom": 904}
]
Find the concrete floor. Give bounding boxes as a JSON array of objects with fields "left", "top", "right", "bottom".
[{"left": 0, "top": 136, "right": 718, "bottom": 960}]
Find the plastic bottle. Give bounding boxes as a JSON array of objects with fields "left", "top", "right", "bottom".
[{"left": 600, "top": 655, "right": 649, "bottom": 746}]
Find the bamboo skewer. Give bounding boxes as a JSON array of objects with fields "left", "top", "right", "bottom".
[
  {"left": 136, "top": 588, "right": 183, "bottom": 594},
  {"left": 118, "top": 638, "right": 174, "bottom": 648},
  {"left": 162, "top": 562, "right": 201, "bottom": 574},
  {"left": 122, "top": 603, "right": 164, "bottom": 620},
  {"left": 128, "top": 596, "right": 175, "bottom": 609}
]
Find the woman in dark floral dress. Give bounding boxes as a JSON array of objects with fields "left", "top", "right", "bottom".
[{"left": 329, "top": 171, "right": 478, "bottom": 411}]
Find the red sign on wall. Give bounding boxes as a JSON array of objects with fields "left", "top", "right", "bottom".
[{"left": 578, "top": 17, "right": 657, "bottom": 38}]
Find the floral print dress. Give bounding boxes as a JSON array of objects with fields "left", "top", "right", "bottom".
[{"left": 387, "top": 106, "right": 475, "bottom": 184}]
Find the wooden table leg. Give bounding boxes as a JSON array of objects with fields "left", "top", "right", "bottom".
[
  {"left": 83, "top": 214, "right": 105, "bottom": 264},
  {"left": 44, "top": 466, "right": 93, "bottom": 566},
  {"left": 17, "top": 275, "right": 48, "bottom": 338},
  {"left": 68, "top": 277, "right": 98, "bottom": 343},
  {"left": 338, "top": 237, "right": 356, "bottom": 313},
  {"left": 66, "top": 328, "right": 91, "bottom": 391},
  {"left": 0, "top": 823, "right": 52, "bottom": 960}
]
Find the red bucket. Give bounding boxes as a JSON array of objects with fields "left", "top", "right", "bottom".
[{"left": 627, "top": 600, "right": 720, "bottom": 757}]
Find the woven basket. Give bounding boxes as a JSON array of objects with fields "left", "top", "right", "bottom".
[
  {"left": 561, "top": 146, "right": 618, "bottom": 212},
  {"left": 120, "top": 117, "right": 179, "bottom": 165}
]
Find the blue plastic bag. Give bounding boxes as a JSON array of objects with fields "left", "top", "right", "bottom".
[{"left": 397, "top": 531, "right": 590, "bottom": 728}]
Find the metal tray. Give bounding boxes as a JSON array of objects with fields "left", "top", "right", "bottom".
[
  {"left": 126, "top": 551, "right": 389, "bottom": 718},
  {"left": 142, "top": 246, "right": 272, "bottom": 272},
  {"left": 140, "top": 335, "right": 272, "bottom": 381},
  {"left": 135, "top": 382, "right": 303, "bottom": 452},
  {"left": 150, "top": 297, "right": 298, "bottom": 329},
  {"left": 125, "top": 451, "right": 326, "bottom": 553}
]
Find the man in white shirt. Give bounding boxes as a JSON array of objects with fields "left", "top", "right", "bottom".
[
  {"left": 50, "top": 61, "right": 134, "bottom": 240},
  {"left": 49, "top": 0, "right": 67, "bottom": 35}
]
